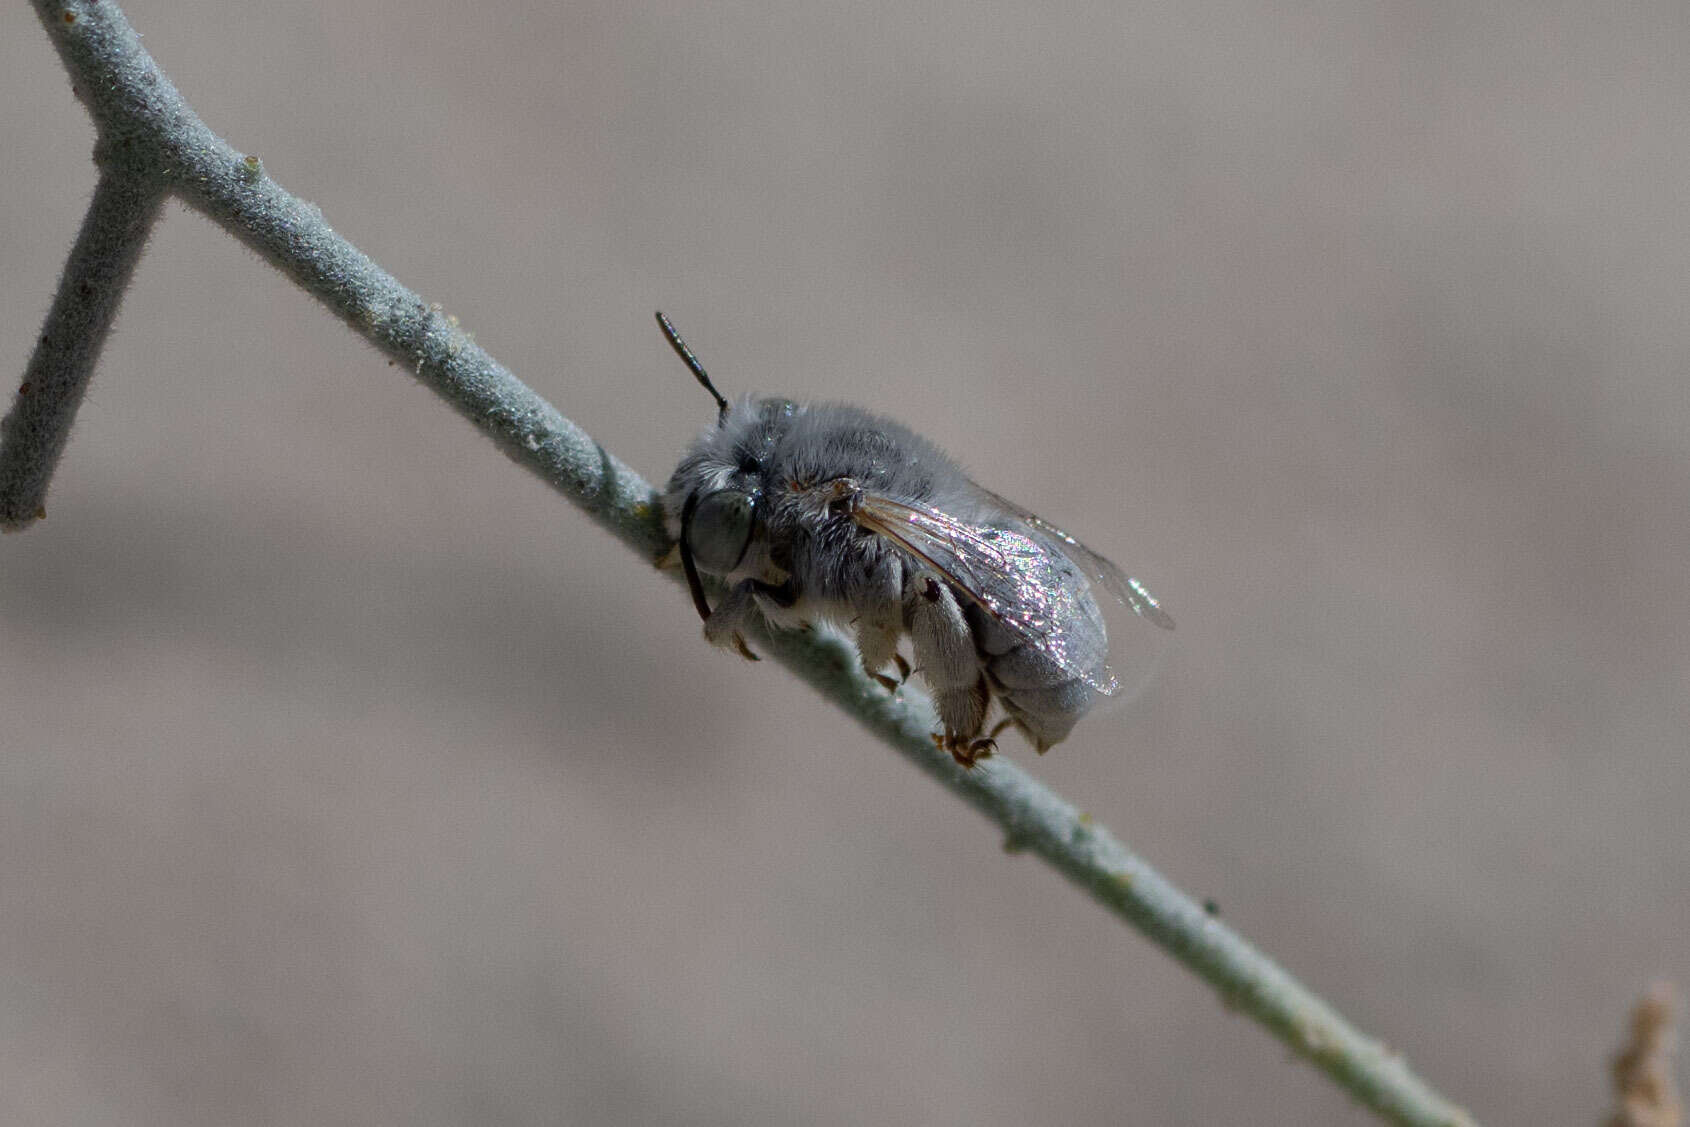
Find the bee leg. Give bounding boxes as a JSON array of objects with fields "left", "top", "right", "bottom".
[
  {"left": 701, "top": 579, "right": 763, "bottom": 662},
  {"left": 851, "top": 556, "right": 907, "bottom": 691},
  {"left": 926, "top": 731, "right": 996, "bottom": 768},
  {"left": 998, "top": 705, "right": 1063, "bottom": 755},
  {"left": 1007, "top": 719, "right": 1053, "bottom": 754},
  {"left": 856, "top": 618, "right": 905, "bottom": 692},
  {"left": 908, "top": 577, "right": 991, "bottom": 765}
]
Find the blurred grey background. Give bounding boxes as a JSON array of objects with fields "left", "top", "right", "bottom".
[{"left": 3, "top": 2, "right": 1686, "bottom": 1123}]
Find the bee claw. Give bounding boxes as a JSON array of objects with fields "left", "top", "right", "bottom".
[
  {"left": 936, "top": 733, "right": 997, "bottom": 769},
  {"left": 870, "top": 671, "right": 901, "bottom": 692},
  {"left": 732, "top": 634, "right": 760, "bottom": 662},
  {"left": 892, "top": 653, "right": 911, "bottom": 682}
]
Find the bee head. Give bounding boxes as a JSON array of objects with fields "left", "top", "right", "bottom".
[{"left": 657, "top": 312, "right": 768, "bottom": 623}]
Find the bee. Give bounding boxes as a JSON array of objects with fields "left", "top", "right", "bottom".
[{"left": 657, "top": 313, "right": 1173, "bottom": 767}]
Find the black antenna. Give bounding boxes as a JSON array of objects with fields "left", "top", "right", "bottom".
[{"left": 655, "top": 311, "right": 729, "bottom": 422}]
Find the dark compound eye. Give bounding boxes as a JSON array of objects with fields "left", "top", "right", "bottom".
[{"left": 687, "top": 489, "right": 757, "bottom": 572}]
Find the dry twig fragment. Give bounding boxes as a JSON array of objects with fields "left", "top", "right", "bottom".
[{"left": 1608, "top": 981, "right": 1682, "bottom": 1127}]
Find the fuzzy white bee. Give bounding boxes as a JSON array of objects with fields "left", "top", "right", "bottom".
[{"left": 658, "top": 313, "right": 1173, "bottom": 767}]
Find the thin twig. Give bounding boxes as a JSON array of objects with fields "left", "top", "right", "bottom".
[
  {"left": 4, "top": 3, "right": 1478, "bottom": 1124},
  {"left": 0, "top": 170, "right": 164, "bottom": 528}
]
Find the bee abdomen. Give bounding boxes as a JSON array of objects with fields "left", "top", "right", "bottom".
[{"left": 964, "top": 602, "right": 1104, "bottom": 752}]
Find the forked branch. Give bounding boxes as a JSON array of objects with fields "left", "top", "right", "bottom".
[{"left": 0, "top": 4, "right": 1477, "bottom": 1125}]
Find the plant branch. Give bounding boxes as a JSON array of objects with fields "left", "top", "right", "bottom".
[
  {"left": 5, "top": 3, "right": 1477, "bottom": 1125},
  {"left": 0, "top": 170, "right": 164, "bottom": 527}
]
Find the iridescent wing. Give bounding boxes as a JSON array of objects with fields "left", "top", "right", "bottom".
[
  {"left": 851, "top": 491, "right": 1169, "bottom": 696},
  {"left": 966, "top": 483, "right": 1176, "bottom": 632}
]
